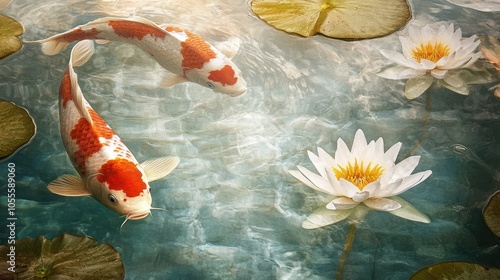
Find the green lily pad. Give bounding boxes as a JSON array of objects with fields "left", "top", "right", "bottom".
[
  {"left": 410, "top": 261, "right": 500, "bottom": 280},
  {"left": 0, "top": 100, "right": 36, "bottom": 160},
  {"left": 484, "top": 191, "right": 500, "bottom": 238},
  {"left": 0, "top": 233, "right": 125, "bottom": 279},
  {"left": 0, "top": 14, "right": 24, "bottom": 59},
  {"left": 250, "top": 0, "right": 411, "bottom": 38}
]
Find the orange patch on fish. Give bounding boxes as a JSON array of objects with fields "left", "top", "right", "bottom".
[
  {"left": 109, "top": 20, "right": 166, "bottom": 40},
  {"left": 61, "top": 27, "right": 101, "bottom": 42},
  {"left": 208, "top": 65, "right": 238, "bottom": 86},
  {"left": 97, "top": 158, "right": 147, "bottom": 197},
  {"left": 59, "top": 69, "right": 72, "bottom": 107},
  {"left": 165, "top": 26, "right": 216, "bottom": 70},
  {"left": 70, "top": 109, "right": 115, "bottom": 171}
]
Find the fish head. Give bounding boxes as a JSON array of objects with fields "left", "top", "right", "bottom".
[
  {"left": 89, "top": 158, "right": 153, "bottom": 220},
  {"left": 185, "top": 57, "right": 247, "bottom": 96}
]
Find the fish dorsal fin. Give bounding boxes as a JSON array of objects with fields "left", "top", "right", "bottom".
[
  {"left": 88, "top": 16, "right": 166, "bottom": 34},
  {"left": 141, "top": 156, "right": 180, "bottom": 182},
  {"left": 69, "top": 40, "right": 95, "bottom": 124},
  {"left": 48, "top": 174, "right": 92, "bottom": 196},
  {"left": 215, "top": 37, "right": 241, "bottom": 59}
]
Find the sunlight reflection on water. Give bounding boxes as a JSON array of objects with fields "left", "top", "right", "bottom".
[{"left": 0, "top": 0, "right": 499, "bottom": 279}]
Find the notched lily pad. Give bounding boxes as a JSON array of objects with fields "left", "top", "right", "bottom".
[
  {"left": 0, "top": 100, "right": 36, "bottom": 160},
  {"left": 410, "top": 261, "right": 500, "bottom": 280},
  {"left": 483, "top": 191, "right": 500, "bottom": 237},
  {"left": 250, "top": 0, "right": 411, "bottom": 39},
  {"left": 0, "top": 14, "right": 24, "bottom": 59},
  {"left": 0, "top": 233, "right": 125, "bottom": 279}
]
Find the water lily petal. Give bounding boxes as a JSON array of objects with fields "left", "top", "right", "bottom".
[
  {"left": 352, "top": 191, "right": 370, "bottom": 202},
  {"left": 363, "top": 197, "right": 401, "bottom": 211},
  {"left": 351, "top": 129, "right": 368, "bottom": 157},
  {"left": 381, "top": 155, "right": 421, "bottom": 184},
  {"left": 302, "top": 206, "right": 354, "bottom": 229},
  {"left": 431, "top": 69, "right": 448, "bottom": 79},
  {"left": 297, "top": 166, "right": 334, "bottom": 194},
  {"left": 327, "top": 197, "right": 359, "bottom": 210},
  {"left": 377, "top": 178, "right": 403, "bottom": 197},
  {"left": 363, "top": 181, "right": 381, "bottom": 196},
  {"left": 380, "top": 49, "right": 421, "bottom": 69},
  {"left": 390, "top": 170, "right": 432, "bottom": 196},
  {"left": 379, "top": 142, "right": 402, "bottom": 169},
  {"left": 307, "top": 150, "right": 328, "bottom": 180},
  {"left": 420, "top": 24, "right": 435, "bottom": 42},
  {"left": 441, "top": 79, "right": 469, "bottom": 95},
  {"left": 289, "top": 170, "right": 330, "bottom": 194},
  {"left": 388, "top": 196, "right": 430, "bottom": 223},
  {"left": 317, "top": 147, "right": 336, "bottom": 168},
  {"left": 443, "top": 71, "right": 465, "bottom": 88},
  {"left": 462, "top": 51, "right": 482, "bottom": 68},
  {"left": 360, "top": 140, "right": 378, "bottom": 163},
  {"left": 317, "top": 147, "right": 341, "bottom": 191},
  {"left": 374, "top": 137, "right": 385, "bottom": 157},
  {"left": 338, "top": 178, "right": 359, "bottom": 198},
  {"left": 420, "top": 59, "right": 436, "bottom": 70},
  {"left": 399, "top": 36, "right": 414, "bottom": 59},
  {"left": 335, "top": 137, "right": 353, "bottom": 167},
  {"left": 404, "top": 75, "right": 434, "bottom": 99}
]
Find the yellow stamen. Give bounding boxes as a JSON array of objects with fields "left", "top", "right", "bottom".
[
  {"left": 333, "top": 160, "right": 385, "bottom": 190},
  {"left": 321, "top": 3, "right": 331, "bottom": 10},
  {"left": 411, "top": 42, "right": 451, "bottom": 63},
  {"left": 320, "top": 0, "right": 333, "bottom": 10}
]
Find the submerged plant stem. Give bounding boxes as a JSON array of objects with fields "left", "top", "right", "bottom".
[
  {"left": 408, "top": 89, "right": 434, "bottom": 156},
  {"left": 336, "top": 223, "right": 357, "bottom": 280}
]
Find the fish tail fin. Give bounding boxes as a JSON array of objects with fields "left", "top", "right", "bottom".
[
  {"left": 42, "top": 39, "right": 70, "bottom": 55},
  {"left": 24, "top": 35, "right": 71, "bottom": 55},
  {"left": 69, "top": 40, "right": 95, "bottom": 124},
  {"left": 70, "top": 40, "right": 95, "bottom": 67}
]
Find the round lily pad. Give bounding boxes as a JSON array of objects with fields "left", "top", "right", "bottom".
[
  {"left": 484, "top": 191, "right": 500, "bottom": 238},
  {"left": 410, "top": 261, "right": 500, "bottom": 280},
  {"left": 0, "top": 233, "right": 125, "bottom": 279},
  {"left": 250, "top": 0, "right": 411, "bottom": 38},
  {"left": 0, "top": 100, "right": 36, "bottom": 160},
  {"left": 0, "top": 14, "right": 24, "bottom": 59}
]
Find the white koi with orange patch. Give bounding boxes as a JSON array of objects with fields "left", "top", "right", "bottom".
[
  {"left": 49, "top": 40, "right": 180, "bottom": 224},
  {"left": 32, "top": 16, "right": 247, "bottom": 96}
]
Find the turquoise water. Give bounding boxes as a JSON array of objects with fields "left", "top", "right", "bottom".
[{"left": 1, "top": 0, "right": 499, "bottom": 279}]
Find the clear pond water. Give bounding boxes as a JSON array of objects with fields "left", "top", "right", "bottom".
[{"left": 0, "top": 0, "right": 499, "bottom": 279}]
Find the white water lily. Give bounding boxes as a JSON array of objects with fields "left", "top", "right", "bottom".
[
  {"left": 378, "top": 23, "right": 482, "bottom": 99},
  {"left": 289, "top": 129, "right": 432, "bottom": 229}
]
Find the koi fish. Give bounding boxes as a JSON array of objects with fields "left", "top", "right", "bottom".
[
  {"left": 30, "top": 16, "right": 247, "bottom": 96},
  {"left": 49, "top": 40, "right": 180, "bottom": 224}
]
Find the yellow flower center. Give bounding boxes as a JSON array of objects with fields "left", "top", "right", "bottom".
[
  {"left": 411, "top": 42, "right": 451, "bottom": 63},
  {"left": 333, "top": 160, "right": 385, "bottom": 190}
]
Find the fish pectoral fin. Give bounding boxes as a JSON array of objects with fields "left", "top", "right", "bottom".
[
  {"left": 141, "top": 156, "right": 180, "bottom": 182},
  {"left": 48, "top": 175, "right": 92, "bottom": 196},
  {"left": 160, "top": 74, "right": 187, "bottom": 88},
  {"left": 215, "top": 37, "right": 241, "bottom": 59}
]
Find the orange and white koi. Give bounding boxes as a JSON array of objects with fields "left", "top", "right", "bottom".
[
  {"left": 31, "top": 16, "right": 247, "bottom": 96},
  {"left": 48, "top": 40, "right": 180, "bottom": 224}
]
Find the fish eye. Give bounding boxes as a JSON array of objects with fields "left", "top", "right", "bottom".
[
  {"left": 108, "top": 194, "right": 118, "bottom": 204},
  {"left": 207, "top": 82, "right": 214, "bottom": 89}
]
